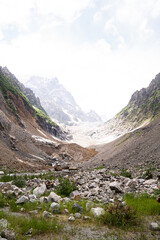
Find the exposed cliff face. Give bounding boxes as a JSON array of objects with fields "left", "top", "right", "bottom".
[
  {"left": 24, "top": 76, "right": 102, "bottom": 125},
  {"left": 116, "top": 72, "right": 160, "bottom": 129}
]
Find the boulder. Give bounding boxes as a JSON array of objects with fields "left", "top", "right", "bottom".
[
  {"left": 29, "top": 194, "right": 37, "bottom": 202},
  {"left": 72, "top": 203, "right": 83, "bottom": 212},
  {"left": 150, "top": 222, "right": 159, "bottom": 231},
  {"left": 16, "top": 195, "right": 29, "bottom": 204},
  {"left": 1, "top": 229, "right": 15, "bottom": 240},
  {"left": 70, "top": 190, "right": 81, "bottom": 200},
  {"left": 42, "top": 211, "right": 53, "bottom": 218},
  {"left": 144, "top": 179, "right": 157, "bottom": 185},
  {"left": 74, "top": 212, "right": 81, "bottom": 219},
  {"left": 33, "top": 183, "right": 46, "bottom": 197},
  {"left": 109, "top": 181, "right": 123, "bottom": 193},
  {"left": 48, "top": 192, "right": 61, "bottom": 203},
  {"left": 68, "top": 216, "right": 75, "bottom": 221},
  {"left": 91, "top": 207, "right": 105, "bottom": 217},
  {"left": 0, "top": 219, "right": 9, "bottom": 228},
  {"left": 50, "top": 202, "right": 60, "bottom": 214}
]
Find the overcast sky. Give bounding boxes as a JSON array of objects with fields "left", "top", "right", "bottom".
[{"left": 0, "top": 0, "right": 160, "bottom": 119}]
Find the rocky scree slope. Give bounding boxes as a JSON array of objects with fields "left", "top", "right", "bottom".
[
  {"left": 0, "top": 67, "right": 96, "bottom": 171},
  {"left": 24, "top": 76, "right": 101, "bottom": 125},
  {"left": 83, "top": 115, "right": 160, "bottom": 170}
]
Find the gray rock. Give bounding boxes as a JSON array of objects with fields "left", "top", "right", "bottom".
[
  {"left": 63, "top": 209, "right": 69, "bottom": 214},
  {"left": 1, "top": 229, "right": 15, "bottom": 240},
  {"left": 16, "top": 195, "right": 29, "bottom": 204},
  {"left": 50, "top": 202, "right": 61, "bottom": 214},
  {"left": 29, "top": 194, "right": 37, "bottom": 202},
  {"left": 48, "top": 192, "right": 61, "bottom": 203},
  {"left": 0, "top": 219, "right": 9, "bottom": 229},
  {"left": 33, "top": 183, "right": 46, "bottom": 197},
  {"left": 83, "top": 216, "right": 91, "bottom": 220},
  {"left": 72, "top": 203, "right": 83, "bottom": 212},
  {"left": 68, "top": 216, "right": 75, "bottom": 221},
  {"left": 150, "top": 222, "right": 159, "bottom": 231},
  {"left": 40, "top": 196, "right": 48, "bottom": 203},
  {"left": 126, "top": 180, "right": 138, "bottom": 190},
  {"left": 70, "top": 190, "right": 81, "bottom": 200},
  {"left": 62, "top": 197, "right": 71, "bottom": 203},
  {"left": 144, "top": 179, "right": 157, "bottom": 185},
  {"left": 42, "top": 211, "right": 53, "bottom": 218},
  {"left": 91, "top": 207, "right": 105, "bottom": 217},
  {"left": 86, "top": 201, "right": 94, "bottom": 211},
  {"left": 74, "top": 212, "right": 81, "bottom": 219},
  {"left": 109, "top": 181, "right": 123, "bottom": 193}
]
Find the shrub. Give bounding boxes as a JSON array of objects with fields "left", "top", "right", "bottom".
[
  {"left": 120, "top": 169, "right": 132, "bottom": 179},
  {"left": 0, "top": 174, "right": 26, "bottom": 188},
  {"left": 13, "top": 176, "right": 26, "bottom": 188},
  {"left": 100, "top": 202, "right": 136, "bottom": 228},
  {"left": 0, "top": 193, "right": 6, "bottom": 208},
  {"left": 142, "top": 169, "right": 153, "bottom": 179},
  {"left": 55, "top": 177, "right": 77, "bottom": 197}
]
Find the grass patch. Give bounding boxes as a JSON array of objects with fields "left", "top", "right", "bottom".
[
  {"left": 34, "top": 107, "right": 57, "bottom": 127},
  {"left": 125, "top": 193, "right": 160, "bottom": 216},
  {"left": 0, "top": 211, "right": 62, "bottom": 239},
  {"left": 0, "top": 174, "right": 26, "bottom": 188},
  {"left": 94, "top": 166, "right": 105, "bottom": 170}
]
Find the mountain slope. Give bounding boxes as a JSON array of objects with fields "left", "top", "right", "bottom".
[
  {"left": 0, "top": 66, "right": 97, "bottom": 171},
  {"left": 89, "top": 73, "right": 160, "bottom": 141},
  {"left": 24, "top": 76, "right": 101, "bottom": 125},
  {"left": 0, "top": 67, "right": 67, "bottom": 139},
  {"left": 82, "top": 115, "right": 160, "bottom": 170}
]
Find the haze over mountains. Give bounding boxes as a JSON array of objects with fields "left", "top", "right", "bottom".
[
  {"left": 23, "top": 76, "right": 102, "bottom": 125},
  {"left": 0, "top": 66, "right": 160, "bottom": 172}
]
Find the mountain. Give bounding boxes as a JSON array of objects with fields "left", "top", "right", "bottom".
[
  {"left": 82, "top": 115, "right": 160, "bottom": 170},
  {"left": 0, "top": 67, "right": 97, "bottom": 171},
  {"left": 0, "top": 67, "right": 66, "bottom": 139},
  {"left": 89, "top": 73, "right": 160, "bottom": 141},
  {"left": 24, "top": 76, "right": 101, "bottom": 125},
  {"left": 80, "top": 73, "right": 160, "bottom": 170}
]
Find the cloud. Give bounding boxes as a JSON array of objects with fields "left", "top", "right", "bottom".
[
  {"left": 0, "top": 0, "right": 160, "bottom": 118},
  {"left": 0, "top": 30, "right": 4, "bottom": 41},
  {"left": 93, "top": 11, "right": 103, "bottom": 24},
  {"left": 0, "top": 0, "right": 34, "bottom": 30},
  {"left": 35, "top": 0, "right": 95, "bottom": 23}
]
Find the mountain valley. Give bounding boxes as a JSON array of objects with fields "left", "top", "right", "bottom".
[{"left": 0, "top": 67, "right": 160, "bottom": 240}]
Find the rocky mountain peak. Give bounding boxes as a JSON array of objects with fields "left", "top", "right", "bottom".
[{"left": 24, "top": 76, "right": 102, "bottom": 125}]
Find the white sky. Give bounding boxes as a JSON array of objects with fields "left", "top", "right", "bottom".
[{"left": 0, "top": 0, "right": 160, "bottom": 119}]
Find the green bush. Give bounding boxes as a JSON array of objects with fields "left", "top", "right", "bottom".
[
  {"left": 100, "top": 202, "right": 136, "bottom": 228},
  {"left": 0, "top": 193, "right": 6, "bottom": 208},
  {"left": 55, "top": 177, "right": 77, "bottom": 197},
  {"left": 13, "top": 176, "right": 26, "bottom": 188},
  {"left": 0, "top": 174, "right": 26, "bottom": 188},
  {"left": 120, "top": 169, "right": 132, "bottom": 179},
  {"left": 142, "top": 169, "right": 153, "bottom": 179}
]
